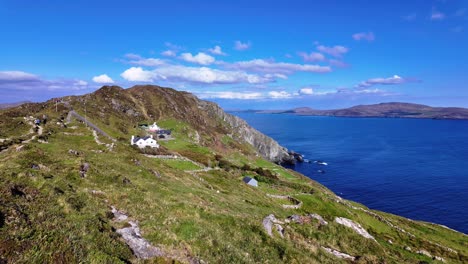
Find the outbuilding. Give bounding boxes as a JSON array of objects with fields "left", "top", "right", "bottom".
[{"left": 243, "top": 176, "right": 258, "bottom": 187}]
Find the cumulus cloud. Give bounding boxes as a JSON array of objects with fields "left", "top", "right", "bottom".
[
  {"left": 223, "top": 59, "right": 331, "bottom": 74},
  {"left": 0, "top": 71, "right": 39, "bottom": 83},
  {"left": 120, "top": 66, "right": 277, "bottom": 84},
  {"left": 92, "top": 74, "right": 114, "bottom": 84},
  {"left": 197, "top": 91, "right": 263, "bottom": 100},
  {"left": 329, "top": 59, "right": 349, "bottom": 68},
  {"left": 352, "top": 32, "right": 375, "bottom": 41},
  {"left": 124, "top": 54, "right": 165, "bottom": 66},
  {"left": 299, "top": 87, "right": 314, "bottom": 95},
  {"left": 180, "top": 52, "right": 215, "bottom": 65},
  {"left": 161, "top": 50, "right": 177, "bottom": 57},
  {"left": 0, "top": 70, "right": 90, "bottom": 94},
  {"left": 317, "top": 45, "right": 349, "bottom": 58},
  {"left": 298, "top": 52, "right": 325, "bottom": 62},
  {"left": 356, "top": 75, "right": 418, "bottom": 89},
  {"left": 431, "top": 8, "right": 445, "bottom": 20},
  {"left": 234, "top": 40, "right": 251, "bottom": 51},
  {"left": 208, "top": 45, "right": 226, "bottom": 55},
  {"left": 121, "top": 67, "right": 155, "bottom": 82},
  {"left": 268, "top": 91, "right": 292, "bottom": 99}
]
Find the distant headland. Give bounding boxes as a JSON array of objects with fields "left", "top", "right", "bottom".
[{"left": 246, "top": 102, "right": 468, "bottom": 120}]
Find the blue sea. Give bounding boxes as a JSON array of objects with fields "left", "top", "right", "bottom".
[{"left": 234, "top": 113, "right": 468, "bottom": 234}]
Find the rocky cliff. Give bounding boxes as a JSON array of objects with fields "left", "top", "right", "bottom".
[{"left": 197, "top": 99, "right": 292, "bottom": 163}]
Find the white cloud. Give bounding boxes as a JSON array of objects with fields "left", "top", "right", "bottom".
[
  {"left": 92, "top": 74, "right": 114, "bottom": 84},
  {"left": 356, "top": 75, "right": 418, "bottom": 89},
  {"left": 298, "top": 52, "right": 325, "bottom": 62},
  {"left": 76, "top": 80, "right": 88, "bottom": 86},
  {"left": 329, "top": 59, "right": 349, "bottom": 68},
  {"left": 234, "top": 40, "right": 251, "bottom": 51},
  {"left": 208, "top": 45, "right": 226, "bottom": 55},
  {"left": 197, "top": 91, "right": 263, "bottom": 100},
  {"left": 223, "top": 59, "right": 331, "bottom": 74},
  {"left": 124, "top": 54, "right": 165, "bottom": 66},
  {"left": 431, "top": 8, "right": 445, "bottom": 20},
  {"left": 299, "top": 88, "right": 314, "bottom": 95},
  {"left": 161, "top": 50, "right": 177, "bottom": 57},
  {"left": 121, "top": 67, "right": 155, "bottom": 82},
  {"left": 317, "top": 45, "right": 349, "bottom": 58},
  {"left": 352, "top": 32, "right": 375, "bottom": 41},
  {"left": 120, "top": 65, "right": 277, "bottom": 84},
  {"left": 0, "top": 70, "right": 92, "bottom": 93},
  {"left": 268, "top": 91, "right": 292, "bottom": 99},
  {"left": 180, "top": 52, "right": 215, "bottom": 65},
  {"left": 0, "top": 71, "right": 38, "bottom": 82}
]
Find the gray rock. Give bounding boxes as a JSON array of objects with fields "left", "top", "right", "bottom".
[
  {"left": 416, "top": 249, "right": 432, "bottom": 258},
  {"left": 198, "top": 101, "right": 292, "bottom": 163},
  {"left": 309, "top": 213, "right": 328, "bottom": 226},
  {"left": 335, "top": 217, "right": 376, "bottom": 241},
  {"left": 116, "top": 221, "right": 163, "bottom": 259},
  {"left": 321, "top": 246, "right": 356, "bottom": 261},
  {"left": 263, "top": 214, "right": 284, "bottom": 237}
]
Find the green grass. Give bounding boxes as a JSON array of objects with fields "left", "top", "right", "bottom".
[
  {"left": 1, "top": 106, "right": 467, "bottom": 264},
  {"left": 161, "top": 159, "right": 201, "bottom": 171}
]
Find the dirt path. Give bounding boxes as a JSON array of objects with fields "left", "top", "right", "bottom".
[{"left": 67, "top": 110, "right": 115, "bottom": 141}]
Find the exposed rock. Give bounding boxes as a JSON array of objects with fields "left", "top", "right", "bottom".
[
  {"left": 79, "top": 163, "right": 89, "bottom": 178},
  {"left": 111, "top": 206, "right": 128, "bottom": 222},
  {"left": 416, "top": 249, "right": 435, "bottom": 259},
  {"left": 152, "top": 170, "right": 161, "bottom": 178},
  {"left": 434, "top": 256, "right": 446, "bottom": 262},
  {"left": 91, "top": 190, "right": 106, "bottom": 196},
  {"left": 68, "top": 149, "right": 81, "bottom": 156},
  {"left": 321, "top": 246, "right": 356, "bottom": 261},
  {"left": 116, "top": 221, "right": 164, "bottom": 259},
  {"left": 274, "top": 224, "right": 284, "bottom": 238},
  {"left": 335, "top": 217, "right": 376, "bottom": 241},
  {"left": 285, "top": 213, "right": 328, "bottom": 226},
  {"left": 263, "top": 214, "right": 284, "bottom": 237},
  {"left": 309, "top": 213, "right": 328, "bottom": 226},
  {"left": 198, "top": 100, "right": 293, "bottom": 164},
  {"left": 16, "top": 145, "right": 24, "bottom": 152}
]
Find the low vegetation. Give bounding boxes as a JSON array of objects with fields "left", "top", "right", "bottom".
[{"left": 0, "top": 85, "right": 466, "bottom": 263}]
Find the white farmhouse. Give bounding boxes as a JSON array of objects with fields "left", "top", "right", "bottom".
[
  {"left": 148, "top": 122, "right": 161, "bottom": 132},
  {"left": 131, "top": 135, "right": 159, "bottom": 148}
]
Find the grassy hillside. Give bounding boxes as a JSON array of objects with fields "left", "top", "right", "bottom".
[{"left": 1, "top": 86, "right": 467, "bottom": 263}]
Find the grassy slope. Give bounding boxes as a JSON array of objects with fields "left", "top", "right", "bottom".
[{"left": 1, "top": 87, "right": 467, "bottom": 263}]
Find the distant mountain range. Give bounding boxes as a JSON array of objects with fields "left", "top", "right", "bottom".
[
  {"left": 255, "top": 102, "right": 468, "bottom": 120},
  {"left": 0, "top": 101, "right": 31, "bottom": 109}
]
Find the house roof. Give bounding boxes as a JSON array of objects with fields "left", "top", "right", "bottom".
[
  {"left": 133, "top": 136, "right": 153, "bottom": 143},
  {"left": 243, "top": 176, "right": 256, "bottom": 184}
]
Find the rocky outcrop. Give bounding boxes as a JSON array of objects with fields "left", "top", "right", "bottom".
[
  {"left": 321, "top": 247, "right": 356, "bottom": 261},
  {"left": 263, "top": 214, "right": 284, "bottom": 237},
  {"left": 335, "top": 217, "right": 376, "bottom": 241},
  {"left": 198, "top": 100, "right": 295, "bottom": 164}
]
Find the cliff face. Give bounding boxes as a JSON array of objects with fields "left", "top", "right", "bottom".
[{"left": 196, "top": 99, "right": 291, "bottom": 163}]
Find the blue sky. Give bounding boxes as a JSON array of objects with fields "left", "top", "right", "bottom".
[{"left": 1, "top": 0, "right": 467, "bottom": 109}]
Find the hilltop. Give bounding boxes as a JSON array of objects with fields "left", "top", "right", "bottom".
[
  {"left": 0, "top": 85, "right": 467, "bottom": 263},
  {"left": 257, "top": 102, "right": 468, "bottom": 120}
]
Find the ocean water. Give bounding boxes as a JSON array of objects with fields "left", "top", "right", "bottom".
[{"left": 234, "top": 113, "right": 468, "bottom": 234}]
